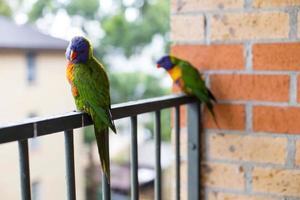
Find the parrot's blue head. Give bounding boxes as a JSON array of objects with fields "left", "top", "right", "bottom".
[
  {"left": 156, "top": 55, "right": 175, "bottom": 71},
  {"left": 66, "top": 36, "right": 91, "bottom": 64}
]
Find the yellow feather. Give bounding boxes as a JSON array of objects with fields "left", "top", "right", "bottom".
[{"left": 167, "top": 66, "right": 182, "bottom": 82}]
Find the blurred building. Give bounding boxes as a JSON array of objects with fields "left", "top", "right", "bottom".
[{"left": 0, "top": 16, "right": 86, "bottom": 200}]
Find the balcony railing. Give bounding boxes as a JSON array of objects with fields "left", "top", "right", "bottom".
[{"left": 0, "top": 94, "right": 202, "bottom": 200}]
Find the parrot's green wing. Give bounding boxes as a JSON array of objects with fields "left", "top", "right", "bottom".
[
  {"left": 178, "top": 60, "right": 218, "bottom": 125},
  {"left": 179, "top": 61, "right": 209, "bottom": 100},
  {"left": 73, "top": 57, "right": 116, "bottom": 132}
]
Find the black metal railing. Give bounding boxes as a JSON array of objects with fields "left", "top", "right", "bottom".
[{"left": 0, "top": 94, "right": 202, "bottom": 200}]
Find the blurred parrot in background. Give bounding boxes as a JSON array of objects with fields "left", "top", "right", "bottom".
[
  {"left": 66, "top": 36, "right": 116, "bottom": 181},
  {"left": 157, "top": 55, "right": 218, "bottom": 126}
]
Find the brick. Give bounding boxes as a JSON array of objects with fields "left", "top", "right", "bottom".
[
  {"left": 208, "top": 192, "right": 278, "bottom": 200},
  {"left": 294, "top": 140, "right": 300, "bottom": 166},
  {"left": 253, "top": 43, "right": 300, "bottom": 70},
  {"left": 204, "top": 104, "right": 245, "bottom": 130},
  {"left": 171, "top": 45, "right": 244, "bottom": 70},
  {"left": 253, "top": 106, "right": 300, "bottom": 134},
  {"left": 170, "top": 15, "right": 204, "bottom": 41},
  {"left": 177, "top": 0, "right": 243, "bottom": 12},
  {"left": 254, "top": 0, "right": 300, "bottom": 8},
  {"left": 209, "top": 133, "right": 287, "bottom": 164},
  {"left": 253, "top": 167, "right": 300, "bottom": 197},
  {"left": 210, "top": 74, "right": 290, "bottom": 102},
  {"left": 211, "top": 12, "right": 289, "bottom": 41},
  {"left": 202, "top": 162, "right": 245, "bottom": 190}
]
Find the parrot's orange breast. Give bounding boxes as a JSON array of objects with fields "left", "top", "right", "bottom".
[
  {"left": 66, "top": 62, "right": 79, "bottom": 97},
  {"left": 66, "top": 62, "right": 75, "bottom": 83},
  {"left": 167, "top": 65, "right": 182, "bottom": 82}
]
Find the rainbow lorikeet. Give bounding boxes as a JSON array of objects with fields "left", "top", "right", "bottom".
[
  {"left": 157, "top": 55, "right": 218, "bottom": 125},
  {"left": 66, "top": 36, "right": 116, "bottom": 181}
]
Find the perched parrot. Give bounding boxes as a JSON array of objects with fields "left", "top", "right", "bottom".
[
  {"left": 66, "top": 36, "right": 116, "bottom": 181},
  {"left": 157, "top": 55, "right": 218, "bottom": 125}
]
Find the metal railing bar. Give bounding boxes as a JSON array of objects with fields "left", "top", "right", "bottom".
[
  {"left": 130, "top": 116, "right": 139, "bottom": 200},
  {"left": 154, "top": 111, "right": 162, "bottom": 200},
  {"left": 0, "top": 113, "right": 92, "bottom": 144},
  {"left": 64, "top": 130, "right": 77, "bottom": 200},
  {"left": 0, "top": 95, "right": 197, "bottom": 144},
  {"left": 175, "top": 106, "right": 180, "bottom": 200},
  {"left": 18, "top": 139, "right": 31, "bottom": 200},
  {"left": 111, "top": 94, "right": 195, "bottom": 119},
  {"left": 102, "top": 131, "right": 111, "bottom": 200},
  {"left": 187, "top": 102, "right": 201, "bottom": 200}
]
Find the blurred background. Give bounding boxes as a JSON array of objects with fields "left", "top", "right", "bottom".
[{"left": 0, "top": 0, "right": 174, "bottom": 199}]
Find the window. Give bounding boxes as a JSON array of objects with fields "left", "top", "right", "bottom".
[
  {"left": 29, "top": 137, "right": 41, "bottom": 151},
  {"left": 32, "top": 181, "right": 41, "bottom": 200},
  {"left": 26, "top": 52, "right": 37, "bottom": 85},
  {"left": 28, "top": 112, "right": 41, "bottom": 151}
]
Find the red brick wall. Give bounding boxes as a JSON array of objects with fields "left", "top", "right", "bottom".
[{"left": 171, "top": 0, "right": 300, "bottom": 199}]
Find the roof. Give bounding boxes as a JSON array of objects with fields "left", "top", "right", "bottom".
[{"left": 0, "top": 16, "right": 68, "bottom": 51}]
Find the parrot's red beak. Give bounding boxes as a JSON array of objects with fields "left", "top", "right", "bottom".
[
  {"left": 157, "top": 64, "right": 161, "bottom": 68},
  {"left": 70, "top": 50, "right": 77, "bottom": 61}
]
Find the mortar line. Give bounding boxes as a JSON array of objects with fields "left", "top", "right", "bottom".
[
  {"left": 171, "top": 38, "right": 300, "bottom": 45},
  {"left": 204, "top": 13, "right": 211, "bottom": 45},
  {"left": 204, "top": 70, "right": 300, "bottom": 75},
  {"left": 205, "top": 157, "right": 300, "bottom": 170},
  {"left": 244, "top": 0, "right": 253, "bottom": 10},
  {"left": 288, "top": 7, "right": 299, "bottom": 39},
  {"left": 202, "top": 132, "right": 209, "bottom": 161},
  {"left": 206, "top": 187, "right": 289, "bottom": 200},
  {"left": 245, "top": 103, "right": 253, "bottom": 132},
  {"left": 171, "top": 6, "right": 300, "bottom": 16},
  {"left": 244, "top": 42, "right": 253, "bottom": 72},
  {"left": 206, "top": 187, "right": 270, "bottom": 198},
  {"left": 285, "top": 197, "right": 300, "bottom": 200},
  {"left": 206, "top": 129, "right": 300, "bottom": 140},
  {"left": 203, "top": 130, "right": 212, "bottom": 161},
  {"left": 290, "top": 73, "right": 298, "bottom": 105},
  {"left": 286, "top": 137, "right": 296, "bottom": 168},
  {"left": 243, "top": 164, "right": 253, "bottom": 194},
  {"left": 210, "top": 99, "right": 300, "bottom": 107},
  {"left": 205, "top": 74, "right": 210, "bottom": 87}
]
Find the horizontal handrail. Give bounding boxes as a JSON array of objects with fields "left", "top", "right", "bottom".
[{"left": 0, "top": 94, "right": 197, "bottom": 144}]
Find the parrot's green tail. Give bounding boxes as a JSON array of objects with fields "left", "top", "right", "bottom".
[
  {"left": 193, "top": 88, "right": 220, "bottom": 129},
  {"left": 206, "top": 102, "right": 220, "bottom": 129},
  {"left": 95, "top": 127, "right": 110, "bottom": 183}
]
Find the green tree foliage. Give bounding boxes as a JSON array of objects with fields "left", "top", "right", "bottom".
[
  {"left": 0, "top": 0, "right": 12, "bottom": 18},
  {"left": 28, "top": 0, "right": 100, "bottom": 23},
  {"left": 27, "top": 0, "right": 169, "bottom": 58},
  {"left": 66, "top": 0, "right": 99, "bottom": 19},
  {"left": 28, "top": 0, "right": 53, "bottom": 22},
  {"left": 110, "top": 72, "right": 169, "bottom": 104},
  {"left": 100, "top": 0, "right": 169, "bottom": 57}
]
